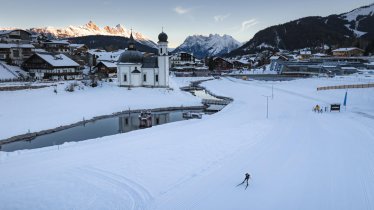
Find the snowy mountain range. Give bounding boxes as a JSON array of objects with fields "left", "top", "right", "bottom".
[
  {"left": 229, "top": 3, "right": 374, "bottom": 55},
  {"left": 173, "top": 34, "right": 242, "bottom": 58},
  {"left": 18, "top": 21, "right": 157, "bottom": 48}
]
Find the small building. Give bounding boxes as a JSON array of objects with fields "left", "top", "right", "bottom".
[
  {"left": 332, "top": 47, "right": 364, "bottom": 57},
  {"left": 300, "top": 50, "right": 312, "bottom": 60},
  {"left": 117, "top": 31, "right": 170, "bottom": 88},
  {"left": 0, "top": 29, "right": 32, "bottom": 44},
  {"left": 213, "top": 57, "right": 233, "bottom": 71},
  {"left": 22, "top": 53, "right": 81, "bottom": 80},
  {"left": 0, "top": 43, "right": 35, "bottom": 65},
  {"left": 94, "top": 61, "right": 117, "bottom": 78}
]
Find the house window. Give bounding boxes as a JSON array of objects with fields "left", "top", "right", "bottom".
[
  {"left": 13, "top": 50, "right": 20, "bottom": 58},
  {"left": 143, "top": 74, "right": 147, "bottom": 82},
  {"left": 124, "top": 74, "right": 127, "bottom": 82},
  {"left": 155, "top": 74, "right": 159, "bottom": 82}
]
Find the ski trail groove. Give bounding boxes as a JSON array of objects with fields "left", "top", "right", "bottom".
[{"left": 76, "top": 166, "right": 153, "bottom": 210}]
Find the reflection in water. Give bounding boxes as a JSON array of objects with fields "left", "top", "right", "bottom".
[
  {"left": 1, "top": 110, "right": 201, "bottom": 152},
  {"left": 192, "top": 90, "right": 221, "bottom": 100}
]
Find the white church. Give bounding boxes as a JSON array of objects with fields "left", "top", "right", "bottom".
[{"left": 117, "top": 31, "right": 170, "bottom": 88}]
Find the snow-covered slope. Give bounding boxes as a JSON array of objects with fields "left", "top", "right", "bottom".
[
  {"left": 340, "top": 3, "right": 374, "bottom": 38},
  {"left": 341, "top": 3, "right": 374, "bottom": 22},
  {"left": 173, "top": 34, "right": 242, "bottom": 58},
  {"left": 25, "top": 21, "right": 157, "bottom": 48}
]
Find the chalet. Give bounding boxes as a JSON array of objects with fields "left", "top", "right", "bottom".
[
  {"left": 41, "top": 40, "right": 70, "bottom": 54},
  {"left": 0, "top": 43, "right": 35, "bottom": 65},
  {"left": 22, "top": 53, "right": 81, "bottom": 80},
  {"left": 69, "top": 44, "right": 89, "bottom": 55},
  {"left": 213, "top": 57, "right": 233, "bottom": 71},
  {"left": 231, "top": 59, "right": 252, "bottom": 69},
  {"left": 332, "top": 48, "right": 364, "bottom": 57},
  {"left": 171, "top": 52, "right": 198, "bottom": 66},
  {"left": 94, "top": 61, "right": 117, "bottom": 78},
  {"left": 0, "top": 29, "right": 32, "bottom": 44}
]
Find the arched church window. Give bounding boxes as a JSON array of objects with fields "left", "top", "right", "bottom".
[{"left": 160, "top": 48, "right": 163, "bottom": 54}]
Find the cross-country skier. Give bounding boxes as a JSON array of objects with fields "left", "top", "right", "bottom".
[{"left": 237, "top": 173, "right": 251, "bottom": 189}]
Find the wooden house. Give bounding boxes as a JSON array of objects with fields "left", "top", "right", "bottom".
[
  {"left": 213, "top": 57, "right": 233, "bottom": 71},
  {"left": 22, "top": 53, "right": 81, "bottom": 80},
  {"left": 94, "top": 61, "right": 117, "bottom": 78},
  {"left": 0, "top": 29, "right": 32, "bottom": 44},
  {"left": 0, "top": 43, "right": 35, "bottom": 65}
]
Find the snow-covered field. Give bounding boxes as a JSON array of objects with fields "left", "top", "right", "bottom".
[{"left": 0, "top": 76, "right": 374, "bottom": 210}]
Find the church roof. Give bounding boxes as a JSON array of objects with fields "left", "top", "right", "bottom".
[
  {"left": 158, "top": 31, "right": 168, "bottom": 42},
  {"left": 142, "top": 57, "right": 158, "bottom": 68},
  {"left": 118, "top": 50, "right": 143, "bottom": 64}
]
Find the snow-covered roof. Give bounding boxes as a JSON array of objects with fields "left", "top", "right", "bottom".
[
  {"left": 300, "top": 51, "right": 312, "bottom": 55},
  {"left": 0, "top": 43, "right": 35, "bottom": 49},
  {"left": 69, "top": 44, "right": 86, "bottom": 48},
  {"left": 0, "top": 30, "right": 12, "bottom": 35},
  {"left": 98, "top": 61, "right": 117, "bottom": 68},
  {"left": 341, "top": 67, "right": 357, "bottom": 70},
  {"left": 36, "top": 53, "right": 79, "bottom": 67},
  {"left": 33, "top": 48, "right": 47, "bottom": 53},
  {"left": 270, "top": 56, "right": 280, "bottom": 60},
  {"left": 44, "top": 40, "right": 70, "bottom": 45},
  {"left": 332, "top": 47, "right": 364, "bottom": 52},
  {"left": 313, "top": 53, "right": 328, "bottom": 57},
  {"left": 89, "top": 49, "right": 126, "bottom": 62}
]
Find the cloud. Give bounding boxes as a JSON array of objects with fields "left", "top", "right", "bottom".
[
  {"left": 174, "top": 6, "right": 190, "bottom": 15},
  {"left": 241, "top": 19, "right": 259, "bottom": 31},
  {"left": 214, "top": 13, "right": 231, "bottom": 22}
]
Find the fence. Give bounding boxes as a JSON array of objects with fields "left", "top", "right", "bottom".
[{"left": 317, "top": 83, "right": 374, "bottom": 91}]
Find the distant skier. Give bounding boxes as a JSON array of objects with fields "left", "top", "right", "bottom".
[{"left": 237, "top": 173, "right": 251, "bottom": 189}]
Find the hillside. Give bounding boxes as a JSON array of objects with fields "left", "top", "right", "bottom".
[
  {"left": 68, "top": 35, "right": 158, "bottom": 53},
  {"left": 229, "top": 3, "right": 374, "bottom": 55}
]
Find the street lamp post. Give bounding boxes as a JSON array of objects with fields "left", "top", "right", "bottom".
[{"left": 262, "top": 95, "right": 271, "bottom": 119}]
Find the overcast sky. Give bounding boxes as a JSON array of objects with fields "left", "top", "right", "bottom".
[{"left": 0, "top": 0, "right": 373, "bottom": 47}]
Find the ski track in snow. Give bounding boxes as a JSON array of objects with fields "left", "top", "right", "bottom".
[{"left": 75, "top": 166, "right": 153, "bottom": 210}]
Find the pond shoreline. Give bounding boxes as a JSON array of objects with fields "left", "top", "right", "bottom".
[{"left": 0, "top": 105, "right": 206, "bottom": 146}]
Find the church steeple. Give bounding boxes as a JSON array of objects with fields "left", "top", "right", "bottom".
[
  {"left": 158, "top": 29, "right": 168, "bottom": 56},
  {"left": 128, "top": 30, "right": 136, "bottom": 51}
]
